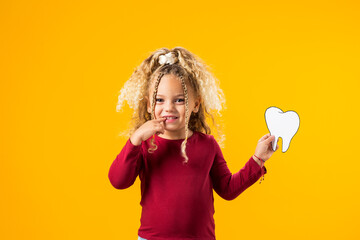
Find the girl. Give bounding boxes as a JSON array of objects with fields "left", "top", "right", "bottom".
[{"left": 108, "top": 47, "right": 279, "bottom": 240}]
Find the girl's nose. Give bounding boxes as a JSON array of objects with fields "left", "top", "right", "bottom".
[{"left": 164, "top": 101, "right": 175, "bottom": 111}]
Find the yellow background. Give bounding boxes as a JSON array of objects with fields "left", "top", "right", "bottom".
[{"left": 1, "top": 0, "right": 359, "bottom": 239}]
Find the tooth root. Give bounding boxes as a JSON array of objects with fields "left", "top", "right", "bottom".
[
  {"left": 272, "top": 135, "right": 279, "bottom": 151},
  {"left": 282, "top": 136, "right": 292, "bottom": 152}
]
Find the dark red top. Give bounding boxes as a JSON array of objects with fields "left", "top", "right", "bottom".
[{"left": 108, "top": 131, "right": 267, "bottom": 240}]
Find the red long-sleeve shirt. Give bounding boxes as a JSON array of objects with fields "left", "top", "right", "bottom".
[{"left": 108, "top": 131, "right": 267, "bottom": 240}]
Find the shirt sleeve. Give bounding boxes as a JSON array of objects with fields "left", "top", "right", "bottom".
[
  {"left": 209, "top": 136, "right": 267, "bottom": 200},
  {"left": 108, "top": 138, "right": 143, "bottom": 189}
]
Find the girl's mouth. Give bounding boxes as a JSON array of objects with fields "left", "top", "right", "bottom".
[{"left": 165, "top": 117, "right": 178, "bottom": 123}]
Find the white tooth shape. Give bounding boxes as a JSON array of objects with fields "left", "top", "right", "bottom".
[{"left": 265, "top": 106, "right": 300, "bottom": 152}]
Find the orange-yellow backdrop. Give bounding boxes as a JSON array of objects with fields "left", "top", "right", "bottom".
[{"left": 1, "top": 0, "right": 359, "bottom": 239}]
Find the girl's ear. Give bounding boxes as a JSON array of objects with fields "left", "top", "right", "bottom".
[{"left": 193, "top": 97, "right": 201, "bottom": 113}]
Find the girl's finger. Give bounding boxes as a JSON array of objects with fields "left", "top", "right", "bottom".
[
  {"left": 158, "top": 122, "right": 165, "bottom": 133},
  {"left": 258, "top": 133, "right": 271, "bottom": 142},
  {"left": 265, "top": 135, "right": 275, "bottom": 143},
  {"left": 155, "top": 125, "right": 164, "bottom": 135},
  {"left": 156, "top": 117, "right": 167, "bottom": 121},
  {"left": 258, "top": 136, "right": 266, "bottom": 142}
]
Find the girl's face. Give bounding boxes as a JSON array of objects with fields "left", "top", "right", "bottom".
[{"left": 147, "top": 74, "right": 200, "bottom": 139}]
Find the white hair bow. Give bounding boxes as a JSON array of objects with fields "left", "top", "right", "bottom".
[{"left": 159, "top": 52, "right": 176, "bottom": 65}]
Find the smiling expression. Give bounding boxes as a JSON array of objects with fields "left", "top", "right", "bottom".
[{"left": 147, "top": 74, "right": 200, "bottom": 139}]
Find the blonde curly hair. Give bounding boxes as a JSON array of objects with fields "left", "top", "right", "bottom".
[{"left": 116, "top": 47, "right": 226, "bottom": 164}]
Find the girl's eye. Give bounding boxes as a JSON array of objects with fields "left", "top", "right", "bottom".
[{"left": 155, "top": 98, "right": 184, "bottom": 103}]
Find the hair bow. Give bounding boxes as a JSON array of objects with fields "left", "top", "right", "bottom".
[{"left": 159, "top": 52, "right": 176, "bottom": 65}]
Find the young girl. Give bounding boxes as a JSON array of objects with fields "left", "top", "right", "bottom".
[{"left": 108, "top": 47, "right": 279, "bottom": 240}]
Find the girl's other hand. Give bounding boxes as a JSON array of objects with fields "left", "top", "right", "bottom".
[
  {"left": 129, "top": 117, "right": 167, "bottom": 146},
  {"left": 253, "top": 133, "right": 279, "bottom": 162}
]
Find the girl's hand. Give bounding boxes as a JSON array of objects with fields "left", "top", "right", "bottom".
[
  {"left": 253, "top": 133, "right": 279, "bottom": 162},
  {"left": 130, "top": 117, "right": 167, "bottom": 146}
]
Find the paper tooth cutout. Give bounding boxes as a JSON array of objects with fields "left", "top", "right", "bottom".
[{"left": 265, "top": 107, "right": 300, "bottom": 152}]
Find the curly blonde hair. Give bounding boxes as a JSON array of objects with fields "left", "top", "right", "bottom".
[{"left": 116, "top": 47, "right": 226, "bottom": 164}]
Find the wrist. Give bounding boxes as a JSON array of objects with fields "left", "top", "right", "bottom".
[
  {"left": 130, "top": 134, "right": 142, "bottom": 146},
  {"left": 254, "top": 154, "right": 266, "bottom": 184},
  {"left": 253, "top": 154, "right": 265, "bottom": 166},
  {"left": 252, "top": 155, "right": 261, "bottom": 166}
]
